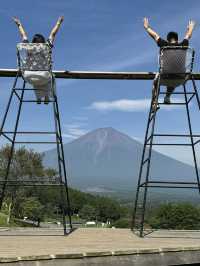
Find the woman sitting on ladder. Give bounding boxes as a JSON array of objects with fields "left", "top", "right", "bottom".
[{"left": 13, "top": 16, "right": 64, "bottom": 104}]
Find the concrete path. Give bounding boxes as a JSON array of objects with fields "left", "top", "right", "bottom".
[{"left": 0, "top": 228, "right": 200, "bottom": 260}]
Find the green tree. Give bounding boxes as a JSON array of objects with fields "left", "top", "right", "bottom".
[
  {"left": 0, "top": 145, "right": 58, "bottom": 222},
  {"left": 0, "top": 145, "right": 129, "bottom": 226},
  {"left": 21, "top": 197, "right": 44, "bottom": 227},
  {"left": 95, "top": 197, "right": 122, "bottom": 222},
  {"left": 149, "top": 203, "right": 200, "bottom": 230},
  {"left": 113, "top": 218, "right": 131, "bottom": 228},
  {"left": 79, "top": 204, "right": 97, "bottom": 220}
]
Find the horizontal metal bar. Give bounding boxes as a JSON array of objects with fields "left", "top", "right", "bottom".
[
  {"left": 140, "top": 181, "right": 198, "bottom": 187},
  {"left": 142, "top": 185, "right": 199, "bottom": 189},
  {"left": 153, "top": 134, "right": 200, "bottom": 137},
  {"left": 0, "top": 183, "right": 62, "bottom": 187},
  {"left": 147, "top": 143, "right": 192, "bottom": 146},
  {"left": 0, "top": 69, "right": 200, "bottom": 80},
  {"left": 0, "top": 180, "right": 59, "bottom": 182},
  {"left": 15, "top": 141, "right": 58, "bottom": 144},
  {"left": 15, "top": 88, "right": 41, "bottom": 91},
  {"left": 158, "top": 102, "right": 186, "bottom": 105},
  {"left": 159, "top": 92, "right": 194, "bottom": 95},
  {"left": 147, "top": 181, "right": 198, "bottom": 184},
  {"left": 2, "top": 131, "right": 56, "bottom": 134},
  {"left": 21, "top": 100, "right": 54, "bottom": 103}
]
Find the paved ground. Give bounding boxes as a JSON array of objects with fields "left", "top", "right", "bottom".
[{"left": 0, "top": 228, "right": 200, "bottom": 259}]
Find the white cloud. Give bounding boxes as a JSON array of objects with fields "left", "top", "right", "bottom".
[
  {"left": 89, "top": 99, "right": 150, "bottom": 112},
  {"left": 88, "top": 98, "right": 186, "bottom": 112},
  {"left": 63, "top": 123, "right": 88, "bottom": 139}
]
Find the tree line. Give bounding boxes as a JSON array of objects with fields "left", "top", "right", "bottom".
[{"left": 0, "top": 145, "right": 200, "bottom": 230}]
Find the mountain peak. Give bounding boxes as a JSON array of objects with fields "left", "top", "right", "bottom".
[
  {"left": 69, "top": 127, "right": 136, "bottom": 147},
  {"left": 44, "top": 127, "right": 196, "bottom": 192}
]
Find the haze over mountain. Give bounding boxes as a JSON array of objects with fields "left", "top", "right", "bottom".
[{"left": 43, "top": 127, "right": 197, "bottom": 195}]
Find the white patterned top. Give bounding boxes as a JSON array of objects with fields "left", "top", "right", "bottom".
[{"left": 17, "top": 42, "right": 52, "bottom": 71}]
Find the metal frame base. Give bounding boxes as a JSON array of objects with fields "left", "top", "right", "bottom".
[
  {"left": 0, "top": 72, "right": 73, "bottom": 235},
  {"left": 132, "top": 74, "right": 200, "bottom": 237}
]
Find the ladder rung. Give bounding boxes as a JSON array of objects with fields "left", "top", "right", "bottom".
[
  {"left": 142, "top": 158, "right": 150, "bottom": 165},
  {"left": 145, "top": 185, "right": 199, "bottom": 189},
  {"left": 2, "top": 131, "right": 57, "bottom": 135},
  {"left": 159, "top": 92, "right": 195, "bottom": 95},
  {"left": 15, "top": 141, "right": 57, "bottom": 144},
  {"left": 21, "top": 100, "right": 55, "bottom": 103},
  {"left": 14, "top": 88, "right": 34, "bottom": 91},
  {"left": 153, "top": 134, "right": 200, "bottom": 137},
  {"left": 158, "top": 102, "right": 186, "bottom": 105},
  {"left": 147, "top": 143, "right": 192, "bottom": 146}
]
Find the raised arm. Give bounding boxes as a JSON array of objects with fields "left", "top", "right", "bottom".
[
  {"left": 12, "top": 17, "right": 28, "bottom": 41},
  {"left": 184, "top": 20, "right": 196, "bottom": 40},
  {"left": 143, "top": 17, "right": 160, "bottom": 42},
  {"left": 49, "top": 16, "right": 64, "bottom": 44}
]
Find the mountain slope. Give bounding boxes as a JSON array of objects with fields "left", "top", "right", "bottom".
[{"left": 43, "top": 127, "right": 197, "bottom": 191}]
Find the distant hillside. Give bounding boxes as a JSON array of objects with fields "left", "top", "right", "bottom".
[{"left": 43, "top": 127, "right": 199, "bottom": 201}]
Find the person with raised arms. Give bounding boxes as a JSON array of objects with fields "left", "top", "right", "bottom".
[
  {"left": 13, "top": 16, "right": 64, "bottom": 104},
  {"left": 143, "top": 17, "right": 195, "bottom": 111}
]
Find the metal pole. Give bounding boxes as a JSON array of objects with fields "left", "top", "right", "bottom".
[
  {"left": 183, "top": 83, "right": 200, "bottom": 193},
  {"left": 131, "top": 84, "right": 155, "bottom": 230},
  {"left": 0, "top": 74, "right": 19, "bottom": 134},
  {"left": 51, "top": 76, "right": 72, "bottom": 234},
  {"left": 132, "top": 75, "right": 161, "bottom": 237},
  {"left": 191, "top": 75, "right": 200, "bottom": 110},
  {"left": 0, "top": 80, "right": 25, "bottom": 209},
  {"left": 139, "top": 76, "right": 161, "bottom": 237},
  {"left": 54, "top": 97, "right": 73, "bottom": 231}
]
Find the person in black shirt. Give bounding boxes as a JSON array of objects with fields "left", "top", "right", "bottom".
[{"left": 143, "top": 18, "right": 195, "bottom": 111}]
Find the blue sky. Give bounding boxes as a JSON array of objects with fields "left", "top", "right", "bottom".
[{"left": 0, "top": 0, "right": 200, "bottom": 165}]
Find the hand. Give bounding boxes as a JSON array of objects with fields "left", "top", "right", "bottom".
[
  {"left": 143, "top": 17, "right": 149, "bottom": 30},
  {"left": 187, "top": 20, "right": 196, "bottom": 30},
  {"left": 57, "top": 16, "right": 64, "bottom": 24},
  {"left": 12, "top": 17, "right": 21, "bottom": 26}
]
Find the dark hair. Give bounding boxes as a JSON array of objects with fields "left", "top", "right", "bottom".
[
  {"left": 32, "top": 34, "right": 46, "bottom": 43},
  {"left": 167, "top": 31, "right": 178, "bottom": 42}
]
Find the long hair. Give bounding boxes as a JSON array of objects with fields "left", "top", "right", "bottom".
[{"left": 32, "top": 34, "right": 46, "bottom": 43}]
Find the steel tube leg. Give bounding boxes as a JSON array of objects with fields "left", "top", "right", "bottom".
[
  {"left": 54, "top": 100, "right": 73, "bottom": 231},
  {"left": 132, "top": 75, "right": 161, "bottom": 237},
  {"left": 131, "top": 82, "right": 157, "bottom": 230},
  {"left": 191, "top": 76, "right": 200, "bottom": 111},
  {"left": 139, "top": 76, "right": 161, "bottom": 237},
  {"left": 51, "top": 76, "right": 72, "bottom": 235},
  {"left": 0, "top": 81, "right": 25, "bottom": 209},
  {"left": 183, "top": 84, "right": 200, "bottom": 193},
  {"left": 0, "top": 74, "right": 19, "bottom": 134}
]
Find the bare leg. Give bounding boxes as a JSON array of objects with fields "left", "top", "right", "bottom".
[
  {"left": 44, "top": 81, "right": 51, "bottom": 105},
  {"left": 34, "top": 87, "right": 43, "bottom": 104},
  {"left": 164, "top": 87, "right": 175, "bottom": 104}
]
